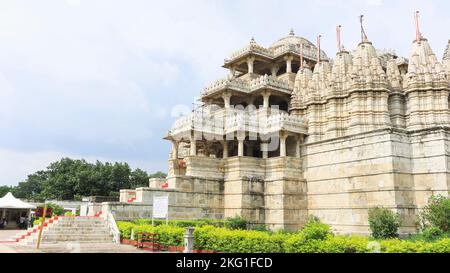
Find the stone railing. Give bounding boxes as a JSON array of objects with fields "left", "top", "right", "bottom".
[
  {"left": 227, "top": 44, "right": 273, "bottom": 62},
  {"left": 106, "top": 212, "right": 121, "bottom": 244},
  {"left": 264, "top": 112, "right": 307, "bottom": 134},
  {"left": 249, "top": 75, "right": 290, "bottom": 91},
  {"left": 202, "top": 77, "right": 249, "bottom": 96},
  {"left": 226, "top": 43, "right": 328, "bottom": 64}
]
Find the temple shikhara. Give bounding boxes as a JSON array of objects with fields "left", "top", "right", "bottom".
[{"left": 113, "top": 16, "right": 450, "bottom": 235}]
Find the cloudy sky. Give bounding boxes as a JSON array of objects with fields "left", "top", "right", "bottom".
[{"left": 0, "top": 0, "right": 449, "bottom": 186}]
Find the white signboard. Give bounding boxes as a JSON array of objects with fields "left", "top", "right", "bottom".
[
  {"left": 79, "top": 205, "right": 88, "bottom": 216},
  {"left": 153, "top": 196, "right": 169, "bottom": 219}
]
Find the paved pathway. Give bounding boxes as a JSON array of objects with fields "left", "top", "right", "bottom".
[{"left": 0, "top": 230, "right": 154, "bottom": 253}]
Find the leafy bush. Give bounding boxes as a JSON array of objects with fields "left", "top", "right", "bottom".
[
  {"left": 45, "top": 203, "right": 65, "bottom": 216},
  {"left": 117, "top": 219, "right": 450, "bottom": 253},
  {"left": 131, "top": 219, "right": 224, "bottom": 228},
  {"left": 420, "top": 195, "right": 450, "bottom": 232},
  {"left": 421, "top": 226, "right": 445, "bottom": 241},
  {"left": 368, "top": 207, "right": 401, "bottom": 239},
  {"left": 224, "top": 215, "right": 247, "bottom": 230},
  {"left": 300, "top": 217, "right": 331, "bottom": 241},
  {"left": 194, "top": 226, "right": 286, "bottom": 253}
]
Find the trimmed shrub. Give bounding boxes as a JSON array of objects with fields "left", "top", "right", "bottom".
[
  {"left": 194, "top": 226, "right": 285, "bottom": 253},
  {"left": 420, "top": 195, "right": 450, "bottom": 232},
  {"left": 368, "top": 207, "right": 401, "bottom": 239},
  {"left": 131, "top": 218, "right": 224, "bottom": 228},
  {"left": 117, "top": 220, "right": 450, "bottom": 253}
]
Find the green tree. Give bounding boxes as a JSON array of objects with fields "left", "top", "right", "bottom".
[
  {"left": 0, "top": 186, "right": 13, "bottom": 198},
  {"left": 11, "top": 157, "right": 162, "bottom": 200},
  {"left": 130, "top": 168, "right": 150, "bottom": 188},
  {"left": 149, "top": 171, "right": 167, "bottom": 179},
  {"left": 420, "top": 195, "right": 450, "bottom": 232}
]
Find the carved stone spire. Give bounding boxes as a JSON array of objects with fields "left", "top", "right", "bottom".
[
  {"left": 291, "top": 62, "right": 313, "bottom": 108},
  {"left": 350, "top": 40, "right": 387, "bottom": 90},
  {"left": 443, "top": 40, "right": 450, "bottom": 75},
  {"left": 405, "top": 36, "right": 447, "bottom": 89}
]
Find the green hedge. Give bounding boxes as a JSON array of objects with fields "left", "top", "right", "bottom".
[
  {"left": 131, "top": 218, "right": 224, "bottom": 228},
  {"left": 117, "top": 221, "right": 184, "bottom": 246},
  {"left": 116, "top": 221, "right": 450, "bottom": 253}
]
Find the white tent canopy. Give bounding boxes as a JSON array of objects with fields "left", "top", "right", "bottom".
[{"left": 0, "top": 192, "right": 35, "bottom": 209}]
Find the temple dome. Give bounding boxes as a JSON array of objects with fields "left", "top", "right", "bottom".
[{"left": 270, "top": 29, "right": 329, "bottom": 60}]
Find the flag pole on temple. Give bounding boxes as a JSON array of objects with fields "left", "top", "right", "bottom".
[
  {"left": 317, "top": 35, "right": 321, "bottom": 64},
  {"left": 300, "top": 43, "right": 304, "bottom": 70},
  {"left": 336, "top": 25, "right": 342, "bottom": 52},
  {"left": 415, "top": 11, "right": 421, "bottom": 43},
  {"left": 360, "top": 15, "right": 368, "bottom": 42}
]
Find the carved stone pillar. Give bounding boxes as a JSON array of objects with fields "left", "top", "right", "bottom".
[
  {"left": 171, "top": 140, "right": 179, "bottom": 159},
  {"left": 238, "top": 139, "right": 244, "bottom": 157},
  {"left": 262, "top": 91, "right": 271, "bottom": 109},
  {"left": 271, "top": 64, "right": 280, "bottom": 77},
  {"left": 247, "top": 56, "right": 255, "bottom": 74},
  {"left": 189, "top": 136, "right": 197, "bottom": 156},
  {"left": 222, "top": 141, "right": 228, "bottom": 159},
  {"left": 295, "top": 135, "right": 302, "bottom": 158},
  {"left": 222, "top": 92, "right": 231, "bottom": 109},
  {"left": 261, "top": 142, "right": 268, "bottom": 159},
  {"left": 285, "top": 55, "right": 294, "bottom": 73},
  {"left": 280, "top": 133, "right": 288, "bottom": 157}
]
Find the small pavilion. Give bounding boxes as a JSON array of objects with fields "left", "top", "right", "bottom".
[{"left": 0, "top": 192, "right": 35, "bottom": 229}]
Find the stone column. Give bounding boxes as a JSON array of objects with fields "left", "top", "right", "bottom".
[
  {"left": 262, "top": 91, "right": 271, "bottom": 109},
  {"left": 280, "top": 133, "right": 288, "bottom": 157},
  {"left": 238, "top": 139, "right": 244, "bottom": 157},
  {"left": 247, "top": 56, "right": 255, "bottom": 74},
  {"left": 285, "top": 55, "right": 294, "bottom": 73},
  {"left": 295, "top": 135, "right": 302, "bottom": 158},
  {"left": 171, "top": 140, "right": 179, "bottom": 159},
  {"left": 261, "top": 142, "right": 268, "bottom": 159},
  {"left": 271, "top": 64, "right": 280, "bottom": 77},
  {"left": 229, "top": 66, "right": 236, "bottom": 78},
  {"left": 222, "top": 141, "right": 228, "bottom": 159},
  {"left": 190, "top": 136, "right": 197, "bottom": 156},
  {"left": 222, "top": 92, "right": 231, "bottom": 109}
]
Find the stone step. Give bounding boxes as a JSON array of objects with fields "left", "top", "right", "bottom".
[
  {"left": 58, "top": 217, "right": 104, "bottom": 221},
  {"left": 51, "top": 223, "right": 108, "bottom": 228},
  {"left": 36, "top": 225, "right": 110, "bottom": 233},
  {"left": 17, "top": 216, "right": 113, "bottom": 245},
  {"left": 41, "top": 234, "right": 112, "bottom": 241}
]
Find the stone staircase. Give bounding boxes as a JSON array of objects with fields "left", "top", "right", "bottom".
[{"left": 15, "top": 216, "right": 114, "bottom": 245}]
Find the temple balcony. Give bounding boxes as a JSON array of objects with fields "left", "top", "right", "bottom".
[
  {"left": 201, "top": 74, "right": 292, "bottom": 98},
  {"left": 166, "top": 106, "right": 307, "bottom": 141}
]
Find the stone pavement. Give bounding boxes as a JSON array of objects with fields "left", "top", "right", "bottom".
[{"left": 6, "top": 242, "right": 155, "bottom": 253}]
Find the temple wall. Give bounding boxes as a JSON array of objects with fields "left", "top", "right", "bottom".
[{"left": 304, "top": 129, "right": 418, "bottom": 235}]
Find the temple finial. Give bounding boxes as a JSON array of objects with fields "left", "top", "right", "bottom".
[
  {"left": 289, "top": 28, "right": 295, "bottom": 36},
  {"left": 359, "top": 15, "right": 368, "bottom": 43}
]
